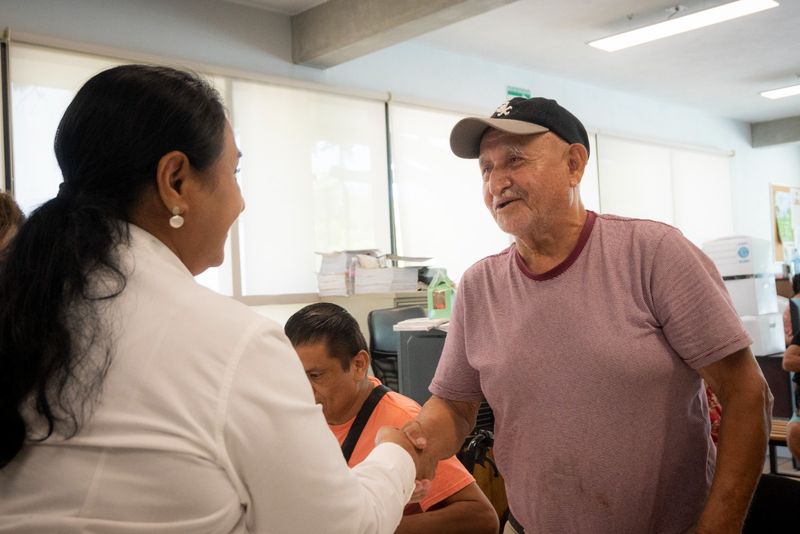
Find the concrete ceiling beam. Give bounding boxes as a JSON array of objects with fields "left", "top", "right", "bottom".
[
  {"left": 751, "top": 116, "right": 800, "bottom": 147},
  {"left": 291, "top": 0, "right": 519, "bottom": 68}
]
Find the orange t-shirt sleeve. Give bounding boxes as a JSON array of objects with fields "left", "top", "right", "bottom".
[
  {"left": 333, "top": 381, "right": 475, "bottom": 511},
  {"left": 417, "top": 455, "right": 474, "bottom": 511}
]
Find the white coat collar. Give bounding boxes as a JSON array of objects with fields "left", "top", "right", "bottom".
[{"left": 126, "top": 223, "right": 194, "bottom": 280}]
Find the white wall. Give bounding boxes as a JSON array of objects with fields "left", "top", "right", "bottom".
[
  {"left": 2, "top": 0, "right": 799, "bottom": 244},
  {"left": 731, "top": 145, "right": 800, "bottom": 240},
  {"left": 1, "top": 0, "right": 297, "bottom": 78}
]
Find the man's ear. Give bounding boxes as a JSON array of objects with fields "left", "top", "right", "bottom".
[
  {"left": 155, "top": 150, "right": 192, "bottom": 215},
  {"left": 566, "top": 143, "right": 588, "bottom": 183},
  {"left": 352, "top": 349, "right": 371, "bottom": 379}
]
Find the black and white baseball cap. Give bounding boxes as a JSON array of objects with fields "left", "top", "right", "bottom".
[{"left": 450, "top": 97, "right": 590, "bottom": 159}]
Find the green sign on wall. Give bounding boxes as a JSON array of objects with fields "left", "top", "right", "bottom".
[{"left": 506, "top": 85, "right": 531, "bottom": 99}]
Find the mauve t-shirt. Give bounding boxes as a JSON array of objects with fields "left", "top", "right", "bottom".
[{"left": 429, "top": 211, "right": 751, "bottom": 534}]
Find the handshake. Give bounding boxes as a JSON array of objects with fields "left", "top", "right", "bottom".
[
  {"left": 376, "top": 420, "right": 440, "bottom": 486},
  {"left": 374, "top": 396, "right": 481, "bottom": 501}
]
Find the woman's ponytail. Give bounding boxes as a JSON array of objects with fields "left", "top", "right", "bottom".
[{"left": 0, "top": 64, "right": 226, "bottom": 468}]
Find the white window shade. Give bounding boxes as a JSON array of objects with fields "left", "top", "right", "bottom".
[
  {"left": 671, "top": 149, "right": 733, "bottom": 246},
  {"left": 232, "top": 81, "right": 390, "bottom": 295},
  {"left": 10, "top": 44, "right": 121, "bottom": 214},
  {"left": 389, "top": 103, "right": 510, "bottom": 282},
  {"left": 596, "top": 134, "right": 733, "bottom": 247},
  {"left": 10, "top": 44, "right": 233, "bottom": 294},
  {"left": 597, "top": 135, "right": 674, "bottom": 225}
]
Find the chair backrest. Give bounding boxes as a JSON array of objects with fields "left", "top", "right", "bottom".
[
  {"left": 791, "top": 297, "right": 800, "bottom": 337},
  {"left": 743, "top": 474, "right": 800, "bottom": 533},
  {"left": 367, "top": 306, "right": 425, "bottom": 391}
]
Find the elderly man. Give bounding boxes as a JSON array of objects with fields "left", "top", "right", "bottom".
[
  {"left": 398, "top": 97, "right": 772, "bottom": 533},
  {"left": 285, "top": 303, "right": 499, "bottom": 534}
]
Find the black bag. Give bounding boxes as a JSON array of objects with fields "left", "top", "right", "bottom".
[{"left": 340, "top": 385, "right": 391, "bottom": 463}]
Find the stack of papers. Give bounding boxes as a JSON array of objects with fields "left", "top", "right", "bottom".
[
  {"left": 316, "top": 273, "right": 349, "bottom": 297},
  {"left": 354, "top": 266, "right": 419, "bottom": 294},
  {"left": 315, "top": 251, "right": 429, "bottom": 296},
  {"left": 317, "top": 250, "right": 380, "bottom": 273},
  {"left": 316, "top": 250, "right": 381, "bottom": 296},
  {"left": 393, "top": 317, "right": 449, "bottom": 331}
]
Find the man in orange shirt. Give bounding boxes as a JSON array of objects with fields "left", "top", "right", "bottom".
[{"left": 285, "top": 303, "right": 498, "bottom": 534}]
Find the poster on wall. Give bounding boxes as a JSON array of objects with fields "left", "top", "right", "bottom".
[
  {"left": 770, "top": 184, "right": 800, "bottom": 262},
  {"left": 775, "top": 190, "right": 793, "bottom": 245}
]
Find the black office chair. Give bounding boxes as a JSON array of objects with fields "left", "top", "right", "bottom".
[
  {"left": 367, "top": 306, "right": 425, "bottom": 391},
  {"left": 743, "top": 474, "right": 800, "bottom": 533}
]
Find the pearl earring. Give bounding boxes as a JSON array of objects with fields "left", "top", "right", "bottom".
[{"left": 169, "top": 206, "right": 184, "bottom": 229}]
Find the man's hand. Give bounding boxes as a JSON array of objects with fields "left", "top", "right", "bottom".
[
  {"left": 375, "top": 426, "right": 433, "bottom": 480},
  {"left": 375, "top": 426, "right": 435, "bottom": 503},
  {"left": 401, "top": 419, "right": 428, "bottom": 449},
  {"left": 399, "top": 419, "right": 440, "bottom": 480}
]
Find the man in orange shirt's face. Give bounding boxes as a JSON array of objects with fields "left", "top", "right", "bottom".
[
  {"left": 294, "top": 339, "right": 373, "bottom": 425},
  {"left": 285, "top": 302, "right": 376, "bottom": 426}
]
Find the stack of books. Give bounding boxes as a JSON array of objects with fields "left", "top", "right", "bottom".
[
  {"left": 316, "top": 250, "right": 380, "bottom": 296},
  {"left": 316, "top": 272, "right": 349, "bottom": 297},
  {"left": 316, "top": 251, "right": 427, "bottom": 296},
  {"left": 318, "top": 250, "right": 378, "bottom": 273},
  {"left": 354, "top": 266, "right": 419, "bottom": 294}
]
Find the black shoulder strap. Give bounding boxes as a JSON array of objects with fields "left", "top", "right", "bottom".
[{"left": 341, "top": 384, "right": 391, "bottom": 463}]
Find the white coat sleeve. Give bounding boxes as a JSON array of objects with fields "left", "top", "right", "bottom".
[{"left": 216, "top": 320, "right": 415, "bottom": 534}]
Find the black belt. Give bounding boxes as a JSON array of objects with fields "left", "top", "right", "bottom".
[{"left": 508, "top": 511, "right": 525, "bottom": 533}]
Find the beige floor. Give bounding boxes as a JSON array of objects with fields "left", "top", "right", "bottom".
[{"left": 762, "top": 449, "right": 800, "bottom": 476}]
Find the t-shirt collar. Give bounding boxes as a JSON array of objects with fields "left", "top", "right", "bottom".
[{"left": 514, "top": 210, "right": 597, "bottom": 281}]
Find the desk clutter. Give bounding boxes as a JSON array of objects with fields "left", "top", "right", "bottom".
[
  {"left": 393, "top": 317, "right": 449, "bottom": 331},
  {"left": 316, "top": 250, "right": 432, "bottom": 296}
]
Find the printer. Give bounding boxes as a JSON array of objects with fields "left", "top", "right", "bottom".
[{"left": 703, "top": 236, "right": 783, "bottom": 356}]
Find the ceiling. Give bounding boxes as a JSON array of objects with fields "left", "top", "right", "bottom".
[
  {"left": 223, "top": 0, "right": 325, "bottom": 15},
  {"left": 225, "top": 0, "right": 800, "bottom": 124}
]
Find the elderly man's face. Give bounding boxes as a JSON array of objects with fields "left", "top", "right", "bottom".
[{"left": 478, "top": 130, "right": 576, "bottom": 237}]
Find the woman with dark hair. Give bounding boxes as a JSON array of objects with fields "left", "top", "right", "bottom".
[
  {"left": 0, "top": 65, "right": 419, "bottom": 533},
  {"left": 0, "top": 191, "right": 24, "bottom": 251}
]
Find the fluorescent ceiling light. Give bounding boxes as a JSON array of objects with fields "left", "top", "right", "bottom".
[
  {"left": 760, "top": 84, "right": 800, "bottom": 99},
  {"left": 589, "top": 0, "right": 779, "bottom": 52}
]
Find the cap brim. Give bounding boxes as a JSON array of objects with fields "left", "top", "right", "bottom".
[{"left": 449, "top": 118, "right": 550, "bottom": 159}]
